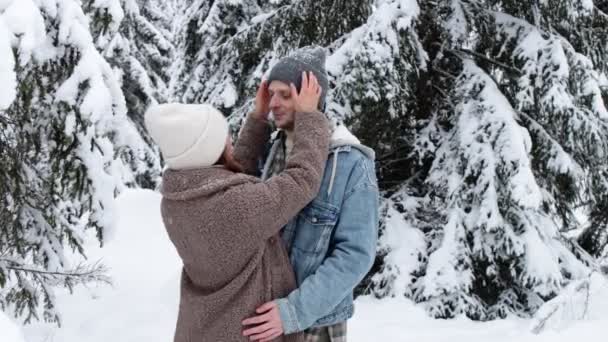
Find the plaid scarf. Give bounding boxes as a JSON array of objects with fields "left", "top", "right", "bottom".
[
  {"left": 262, "top": 130, "right": 289, "bottom": 180},
  {"left": 262, "top": 117, "right": 336, "bottom": 181}
]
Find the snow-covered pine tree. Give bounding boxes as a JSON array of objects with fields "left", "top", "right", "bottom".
[
  {"left": 572, "top": 0, "right": 608, "bottom": 267},
  {"left": 152, "top": 0, "right": 608, "bottom": 321},
  {"left": 169, "top": 0, "right": 263, "bottom": 113},
  {"left": 327, "top": 0, "right": 423, "bottom": 191},
  {"left": 372, "top": 0, "right": 608, "bottom": 320},
  {"left": 169, "top": 0, "right": 376, "bottom": 128},
  {"left": 497, "top": 0, "right": 608, "bottom": 260},
  {"left": 0, "top": 0, "right": 151, "bottom": 325},
  {"left": 83, "top": 0, "right": 175, "bottom": 187}
]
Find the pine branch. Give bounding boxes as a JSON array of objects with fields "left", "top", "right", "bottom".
[
  {"left": 531, "top": 280, "right": 590, "bottom": 334},
  {"left": 432, "top": 84, "right": 450, "bottom": 99},
  {"left": 444, "top": 47, "right": 521, "bottom": 75},
  {"left": 561, "top": 237, "right": 603, "bottom": 273},
  {"left": 377, "top": 145, "right": 412, "bottom": 161},
  {"left": 379, "top": 180, "right": 410, "bottom": 187},
  {"left": 433, "top": 67, "right": 458, "bottom": 80},
  {"left": 0, "top": 114, "right": 13, "bottom": 125},
  {"left": 378, "top": 156, "right": 411, "bottom": 168},
  {"left": 2, "top": 259, "right": 112, "bottom": 287},
  {"left": 574, "top": 200, "right": 594, "bottom": 210},
  {"left": 1, "top": 259, "right": 111, "bottom": 325},
  {"left": 517, "top": 111, "right": 584, "bottom": 174},
  {"left": 384, "top": 168, "right": 428, "bottom": 194},
  {"left": 216, "top": 1, "right": 300, "bottom": 50},
  {"left": 430, "top": 84, "right": 457, "bottom": 110},
  {"left": 595, "top": 5, "right": 608, "bottom": 19},
  {"left": 5, "top": 265, "right": 103, "bottom": 279},
  {"left": 457, "top": 48, "right": 521, "bottom": 75}
]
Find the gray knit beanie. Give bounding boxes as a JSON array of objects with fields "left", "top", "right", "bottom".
[{"left": 267, "top": 46, "right": 329, "bottom": 111}]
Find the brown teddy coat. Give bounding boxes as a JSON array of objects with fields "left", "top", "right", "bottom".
[{"left": 160, "top": 110, "right": 330, "bottom": 342}]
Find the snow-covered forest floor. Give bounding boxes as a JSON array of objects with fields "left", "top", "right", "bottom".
[{"left": 0, "top": 190, "right": 603, "bottom": 342}]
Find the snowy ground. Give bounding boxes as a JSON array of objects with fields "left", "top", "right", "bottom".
[{"left": 1, "top": 189, "right": 605, "bottom": 342}]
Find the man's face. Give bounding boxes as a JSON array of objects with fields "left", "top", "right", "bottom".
[{"left": 268, "top": 80, "right": 296, "bottom": 130}]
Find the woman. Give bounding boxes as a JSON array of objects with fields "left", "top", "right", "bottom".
[{"left": 145, "top": 73, "right": 328, "bottom": 341}]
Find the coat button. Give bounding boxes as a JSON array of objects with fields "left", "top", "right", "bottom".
[{"left": 311, "top": 217, "right": 318, "bottom": 223}]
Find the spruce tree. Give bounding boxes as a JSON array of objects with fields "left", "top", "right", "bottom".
[
  {"left": 3, "top": 0, "right": 606, "bottom": 326},
  {"left": 170, "top": 0, "right": 373, "bottom": 126},
  {"left": 0, "top": 0, "right": 151, "bottom": 324},
  {"left": 372, "top": 0, "right": 608, "bottom": 319},
  {"left": 84, "top": 0, "right": 174, "bottom": 187},
  {"left": 166, "top": 0, "right": 608, "bottom": 320}
]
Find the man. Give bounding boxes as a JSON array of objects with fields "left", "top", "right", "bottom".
[
  {"left": 242, "top": 47, "right": 379, "bottom": 342},
  {"left": 145, "top": 73, "right": 328, "bottom": 341}
]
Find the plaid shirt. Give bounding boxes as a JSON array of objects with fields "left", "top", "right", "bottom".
[
  {"left": 304, "top": 322, "right": 347, "bottom": 342},
  {"left": 261, "top": 130, "right": 288, "bottom": 181}
]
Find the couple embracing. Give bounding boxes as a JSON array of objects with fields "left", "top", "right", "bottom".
[{"left": 145, "top": 47, "right": 379, "bottom": 342}]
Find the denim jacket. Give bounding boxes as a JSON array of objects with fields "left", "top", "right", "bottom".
[{"left": 261, "top": 128, "right": 379, "bottom": 334}]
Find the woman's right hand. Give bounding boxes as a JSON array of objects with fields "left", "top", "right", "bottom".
[
  {"left": 291, "top": 71, "right": 322, "bottom": 114},
  {"left": 252, "top": 80, "right": 270, "bottom": 120}
]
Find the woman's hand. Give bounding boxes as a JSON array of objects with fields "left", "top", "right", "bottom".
[
  {"left": 242, "top": 301, "right": 284, "bottom": 342},
  {"left": 291, "top": 71, "right": 322, "bottom": 113},
  {"left": 252, "top": 80, "right": 271, "bottom": 120}
]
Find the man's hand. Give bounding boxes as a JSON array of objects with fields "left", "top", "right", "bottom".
[
  {"left": 252, "top": 80, "right": 271, "bottom": 120},
  {"left": 291, "top": 71, "right": 322, "bottom": 113},
  {"left": 242, "top": 301, "right": 284, "bottom": 341}
]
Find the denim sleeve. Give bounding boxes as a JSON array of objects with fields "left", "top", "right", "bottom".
[{"left": 276, "top": 156, "right": 379, "bottom": 334}]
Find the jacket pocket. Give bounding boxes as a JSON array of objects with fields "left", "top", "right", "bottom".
[{"left": 293, "top": 200, "right": 339, "bottom": 254}]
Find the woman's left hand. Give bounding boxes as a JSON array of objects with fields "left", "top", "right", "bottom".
[{"left": 242, "top": 301, "right": 284, "bottom": 341}]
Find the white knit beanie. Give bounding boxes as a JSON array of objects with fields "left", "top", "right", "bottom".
[{"left": 144, "top": 103, "right": 229, "bottom": 170}]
